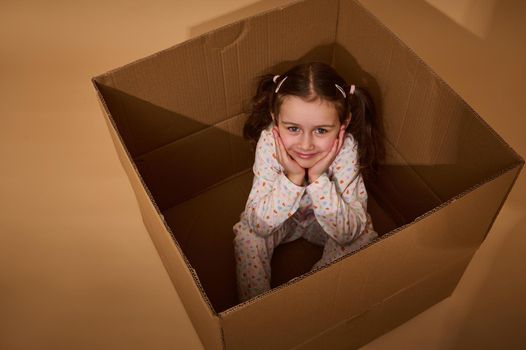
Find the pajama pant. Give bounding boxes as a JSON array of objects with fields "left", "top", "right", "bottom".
[{"left": 233, "top": 217, "right": 378, "bottom": 302}]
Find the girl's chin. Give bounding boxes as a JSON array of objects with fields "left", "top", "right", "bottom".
[{"left": 294, "top": 157, "right": 318, "bottom": 167}]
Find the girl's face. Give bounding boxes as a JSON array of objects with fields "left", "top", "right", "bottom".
[{"left": 274, "top": 96, "right": 350, "bottom": 169}]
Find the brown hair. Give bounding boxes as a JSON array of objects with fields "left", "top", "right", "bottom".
[{"left": 243, "top": 62, "right": 385, "bottom": 179}]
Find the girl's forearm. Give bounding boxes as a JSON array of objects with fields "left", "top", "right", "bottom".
[
  {"left": 306, "top": 173, "right": 367, "bottom": 245},
  {"left": 245, "top": 173, "right": 305, "bottom": 237}
]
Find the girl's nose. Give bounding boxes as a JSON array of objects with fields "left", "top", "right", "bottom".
[{"left": 299, "top": 134, "right": 314, "bottom": 151}]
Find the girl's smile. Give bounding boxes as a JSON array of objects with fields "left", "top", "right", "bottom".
[
  {"left": 294, "top": 151, "right": 318, "bottom": 159},
  {"left": 274, "top": 96, "right": 349, "bottom": 168}
]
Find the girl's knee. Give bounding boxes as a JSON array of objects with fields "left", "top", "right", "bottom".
[{"left": 233, "top": 224, "right": 265, "bottom": 251}]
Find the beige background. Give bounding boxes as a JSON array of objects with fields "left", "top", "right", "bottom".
[{"left": 1, "top": 0, "right": 525, "bottom": 349}]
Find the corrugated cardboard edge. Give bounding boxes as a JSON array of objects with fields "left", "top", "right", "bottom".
[{"left": 91, "top": 79, "right": 226, "bottom": 349}]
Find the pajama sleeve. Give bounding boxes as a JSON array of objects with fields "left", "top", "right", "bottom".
[
  {"left": 305, "top": 133, "right": 368, "bottom": 245},
  {"left": 243, "top": 128, "right": 306, "bottom": 237}
]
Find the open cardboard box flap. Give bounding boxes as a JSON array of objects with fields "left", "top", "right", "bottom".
[{"left": 92, "top": 0, "right": 523, "bottom": 348}]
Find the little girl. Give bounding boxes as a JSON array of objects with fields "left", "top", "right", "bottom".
[{"left": 233, "top": 62, "right": 385, "bottom": 302}]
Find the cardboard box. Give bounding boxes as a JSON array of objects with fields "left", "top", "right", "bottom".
[{"left": 91, "top": 0, "right": 524, "bottom": 348}]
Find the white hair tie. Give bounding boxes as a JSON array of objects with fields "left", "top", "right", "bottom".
[
  {"left": 335, "top": 84, "right": 346, "bottom": 98},
  {"left": 273, "top": 75, "right": 280, "bottom": 83},
  {"left": 274, "top": 76, "right": 288, "bottom": 93}
]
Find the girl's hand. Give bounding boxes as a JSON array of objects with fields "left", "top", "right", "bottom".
[
  {"left": 272, "top": 127, "right": 306, "bottom": 186},
  {"left": 308, "top": 126, "right": 345, "bottom": 183}
]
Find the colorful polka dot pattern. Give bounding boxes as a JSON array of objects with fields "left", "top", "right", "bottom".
[{"left": 233, "top": 126, "right": 378, "bottom": 302}]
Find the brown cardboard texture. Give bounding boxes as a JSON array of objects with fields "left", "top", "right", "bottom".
[{"left": 92, "top": 0, "right": 524, "bottom": 349}]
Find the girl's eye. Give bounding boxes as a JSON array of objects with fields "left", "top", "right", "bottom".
[
  {"left": 315, "top": 128, "right": 328, "bottom": 134},
  {"left": 287, "top": 126, "right": 300, "bottom": 133}
]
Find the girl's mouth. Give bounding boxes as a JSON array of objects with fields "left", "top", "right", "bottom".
[{"left": 295, "top": 151, "right": 317, "bottom": 159}]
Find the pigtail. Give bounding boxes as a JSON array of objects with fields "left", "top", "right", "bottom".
[
  {"left": 347, "top": 86, "right": 386, "bottom": 180},
  {"left": 243, "top": 74, "right": 276, "bottom": 146}
]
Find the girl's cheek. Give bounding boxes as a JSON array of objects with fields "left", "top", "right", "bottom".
[
  {"left": 280, "top": 135, "right": 294, "bottom": 150},
  {"left": 319, "top": 137, "right": 337, "bottom": 152}
]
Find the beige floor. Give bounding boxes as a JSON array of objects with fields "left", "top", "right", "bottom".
[{"left": 1, "top": 0, "right": 525, "bottom": 349}]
